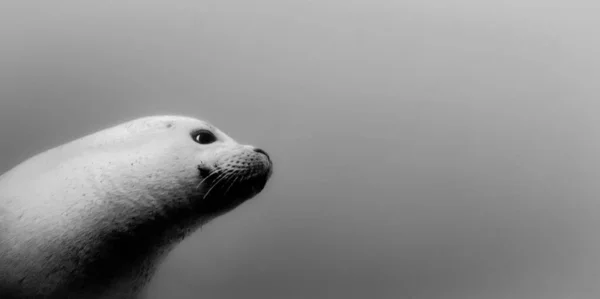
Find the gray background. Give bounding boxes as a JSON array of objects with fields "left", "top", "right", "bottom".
[{"left": 1, "top": 1, "right": 600, "bottom": 298}]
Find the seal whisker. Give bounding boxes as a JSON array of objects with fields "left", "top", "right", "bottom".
[
  {"left": 202, "top": 171, "right": 228, "bottom": 199},
  {"left": 224, "top": 174, "right": 240, "bottom": 196},
  {"left": 220, "top": 171, "right": 238, "bottom": 196},
  {"left": 195, "top": 169, "right": 221, "bottom": 190},
  {"left": 208, "top": 170, "right": 235, "bottom": 194},
  {"left": 203, "top": 170, "right": 233, "bottom": 199}
]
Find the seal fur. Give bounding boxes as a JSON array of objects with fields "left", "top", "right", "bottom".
[{"left": 0, "top": 115, "right": 273, "bottom": 298}]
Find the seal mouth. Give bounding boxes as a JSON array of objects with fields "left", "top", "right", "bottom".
[
  {"left": 196, "top": 150, "right": 272, "bottom": 208},
  {"left": 199, "top": 166, "right": 270, "bottom": 200}
]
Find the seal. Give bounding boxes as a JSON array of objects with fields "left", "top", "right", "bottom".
[{"left": 0, "top": 115, "right": 273, "bottom": 299}]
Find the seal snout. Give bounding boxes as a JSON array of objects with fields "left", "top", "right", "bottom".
[
  {"left": 253, "top": 148, "right": 270, "bottom": 161},
  {"left": 252, "top": 148, "right": 273, "bottom": 176},
  {"left": 197, "top": 145, "right": 273, "bottom": 202}
]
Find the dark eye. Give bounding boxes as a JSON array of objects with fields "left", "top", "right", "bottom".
[{"left": 192, "top": 129, "right": 217, "bottom": 144}]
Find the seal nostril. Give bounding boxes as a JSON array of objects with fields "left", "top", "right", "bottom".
[{"left": 253, "top": 148, "right": 270, "bottom": 160}]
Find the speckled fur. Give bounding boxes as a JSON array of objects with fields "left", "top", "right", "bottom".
[{"left": 0, "top": 115, "right": 272, "bottom": 299}]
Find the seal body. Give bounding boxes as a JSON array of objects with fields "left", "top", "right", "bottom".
[{"left": 0, "top": 115, "right": 273, "bottom": 299}]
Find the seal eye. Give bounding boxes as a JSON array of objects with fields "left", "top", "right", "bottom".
[{"left": 192, "top": 130, "right": 217, "bottom": 144}]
